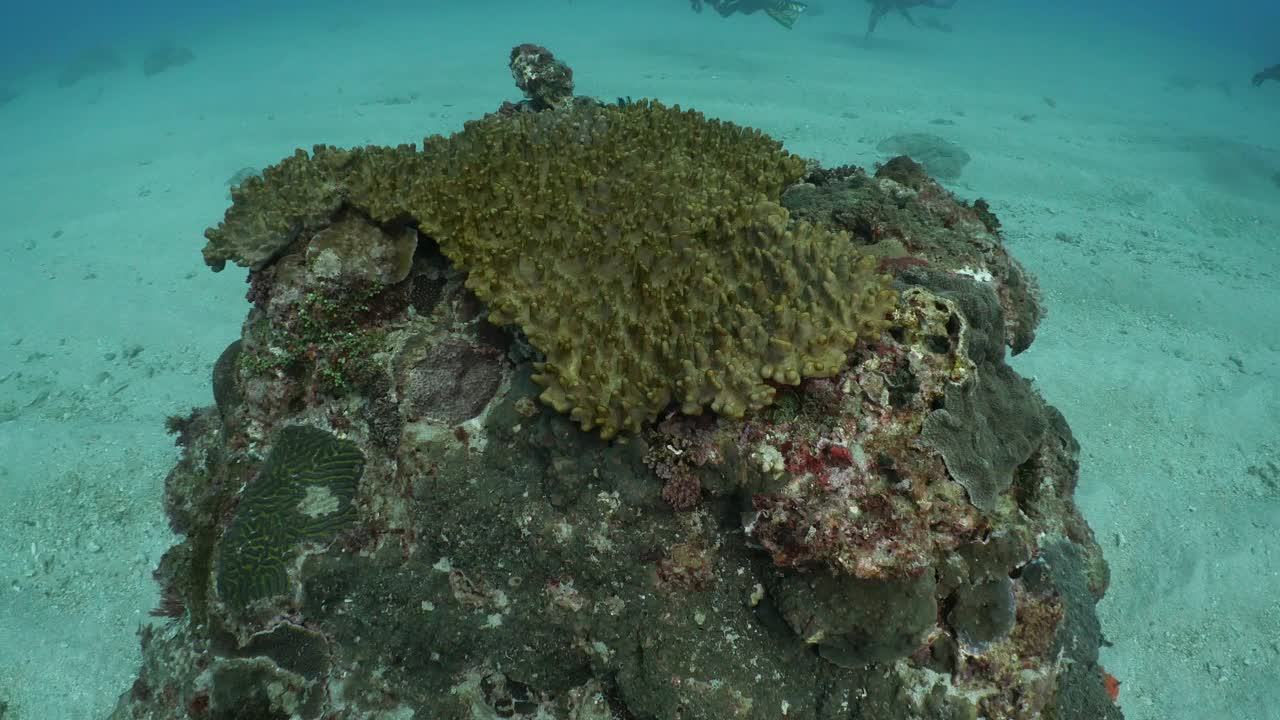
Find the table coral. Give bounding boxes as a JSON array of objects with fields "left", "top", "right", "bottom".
[
  {"left": 205, "top": 100, "right": 896, "bottom": 439},
  {"left": 412, "top": 102, "right": 896, "bottom": 438}
]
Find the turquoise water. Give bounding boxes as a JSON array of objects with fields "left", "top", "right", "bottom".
[{"left": 1, "top": 2, "right": 1278, "bottom": 718}]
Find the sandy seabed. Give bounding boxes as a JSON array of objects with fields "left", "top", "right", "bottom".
[{"left": 0, "top": 2, "right": 1277, "bottom": 718}]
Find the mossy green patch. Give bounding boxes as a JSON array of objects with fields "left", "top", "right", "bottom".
[
  {"left": 238, "top": 285, "right": 389, "bottom": 394},
  {"left": 215, "top": 425, "right": 364, "bottom": 611}
]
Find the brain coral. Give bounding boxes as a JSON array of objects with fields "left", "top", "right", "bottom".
[
  {"left": 215, "top": 425, "right": 364, "bottom": 611},
  {"left": 204, "top": 101, "right": 896, "bottom": 438}
]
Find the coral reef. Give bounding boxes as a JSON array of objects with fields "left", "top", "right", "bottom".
[{"left": 112, "top": 45, "right": 1120, "bottom": 720}]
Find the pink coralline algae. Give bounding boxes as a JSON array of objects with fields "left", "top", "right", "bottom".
[{"left": 740, "top": 289, "right": 983, "bottom": 581}]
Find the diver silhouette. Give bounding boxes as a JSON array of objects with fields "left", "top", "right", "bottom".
[
  {"left": 865, "top": 0, "right": 958, "bottom": 38},
  {"left": 689, "top": 0, "right": 809, "bottom": 29}
]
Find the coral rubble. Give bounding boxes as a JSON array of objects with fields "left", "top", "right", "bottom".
[
  {"left": 508, "top": 43, "right": 575, "bottom": 110},
  {"left": 111, "top": 45, "right": 1121, "bottom": 720},
  {"left": 876, "top": 132, "right": 972, "bottom": 181}
]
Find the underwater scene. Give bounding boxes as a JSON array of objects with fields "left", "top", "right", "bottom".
[{"left": 0, "top": 1, "right": 1277, "bottom": 718}]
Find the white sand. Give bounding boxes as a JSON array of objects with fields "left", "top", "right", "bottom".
[{"left": 0, "top": 2, "right": 1277, "bottom": 718}]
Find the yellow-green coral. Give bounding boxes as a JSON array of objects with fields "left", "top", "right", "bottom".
[
  {"left": 203, "top": 101, "right": 896, "bottom": 438},
  {"left": 204, "top": 144, "right": 427, "bottom": 272},
  {"left": 205, "top": 147, "right": 354, "bottom": 271},
  {"left": 215, "top": 425, "right": 364, "bottom": 611},
  {"left": 405, "top": 102, "right": 894, "bottom": 437}
]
